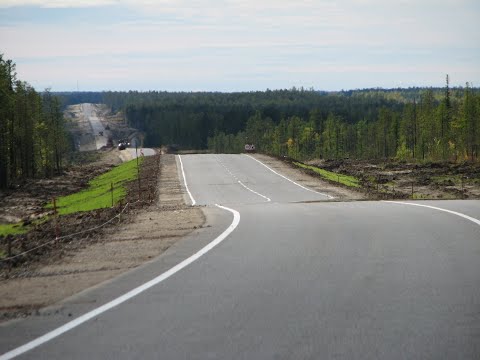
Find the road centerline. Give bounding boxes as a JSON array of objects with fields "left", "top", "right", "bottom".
[
  {"left": 215, "top": 155, "right": 271, "bottom": 202},
  {"left": 244, "top": 154, "right": 334, "bottom": 199},
  {"left": 238, "top": 180, "right": 271, "bottom": 202}
]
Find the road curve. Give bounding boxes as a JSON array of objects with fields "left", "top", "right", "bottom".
[{"left": 1, "top": 154, "right": 479, "bottom": 359}]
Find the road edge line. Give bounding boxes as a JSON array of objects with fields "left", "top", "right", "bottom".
[
  {"left": 244, "top": 154, "right": 334, "bottom": 199},
  {"left": 384, "top": 201, "right": 480, "bottom": 227},
  {"left": 0, "top": 205, "right": 240, "bottom": 360},
  {"left": 178, "top": 154, "right": 196, "bottom": 206}
]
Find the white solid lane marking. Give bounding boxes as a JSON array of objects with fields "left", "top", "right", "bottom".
[
  {"left": 385, "top": 201, "right": 480, "bottom": 227},
  {"left": 238, "top": 180, "right": 271, "bottom": 202},
  {"left": 0, "top": 205, "right": 240, "bottom": 360},
  {"left": 178, "top": 155, "right": 196, "bottom": 206},
  {"left": 245, "top": 154, "right": 334, "bottom": 199}
]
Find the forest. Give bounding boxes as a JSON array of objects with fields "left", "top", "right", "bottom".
[
  {"left": 0, "top": 55, "right": 69, "bottom": 190},
  {"left": 2, "top": 57, "right": 478, "bottom": 192},
  {"left": 97, "top": 80, "right": 479, "bottom": 163}
]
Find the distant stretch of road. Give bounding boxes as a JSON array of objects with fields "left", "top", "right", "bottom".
[
  {"left": 81, "top": 103, "right": 107, "bottom": 150},
  {"left": 79, "top": 103, "right": 156, "bottom": 160},
  {"left": 1, "top": 154, "right": 479, "bottom": 359},
  {"left": 125, "top": 147, "right": 156, "bottom": 158}
]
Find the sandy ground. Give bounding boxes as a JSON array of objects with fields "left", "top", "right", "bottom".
[{"left": 0, "top": 154, "right": 204, "bottom": 321}]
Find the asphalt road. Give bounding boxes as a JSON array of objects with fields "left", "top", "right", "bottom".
[
  {"left": 81, "top": 103, "right": 107, "bottom": 150},
  {"left": 125, "top": 147, "right": 156, "bottom": 159},
  {"left": 1, "top": 154, "right": 479, "bottom": 359}
]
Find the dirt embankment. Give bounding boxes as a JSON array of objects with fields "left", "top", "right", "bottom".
[
  {"left": 0, "top": 150, "right": 123, "bottom": 226},
  {"left": 251, "top": 154, "right": 480, "bottom": 201},
  {"left": 0, "top": 153, "right": 204, "bottom": 322},
  {"left": 305, "top": 158, "right": 480, "bottom": 200}
]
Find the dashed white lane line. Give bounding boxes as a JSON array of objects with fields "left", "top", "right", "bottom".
[
  {"left": 385, "top": 201, "right": 480, "bottom": 227},
  {"left": 245, "top": 154, "right": 334, "bottom": 199},
  {"left": 238, "top": 180, "right": 271, "bottom": 202},
  {"left": 178, "top": 155, "right": 196, "bottom": 206},
  {"left": 0, "top": 205, "right": 241, "bottom": 360},
  {"left": 217, "top": 155, "right": 270, "bottom": 202}
]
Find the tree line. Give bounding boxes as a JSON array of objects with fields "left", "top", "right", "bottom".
[
  {"left": 97, "top": 82, "right": 479, "bottom": 162},
  {"left": 214, "top": 78, "right": 479, "bottom": 162},
  {"left": 0, "top": 55, "right": 69, "bottom": 189},
  {"left": 100, "top": 88, "right": 405, "bottom": 149}
]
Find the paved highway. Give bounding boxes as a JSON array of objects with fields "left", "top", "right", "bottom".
[
  {"left": 81, "top": 103, "right": 107, "bottom": 150},
  {"left": 1, "top": 154, "right": 479, "bottom": 359}
]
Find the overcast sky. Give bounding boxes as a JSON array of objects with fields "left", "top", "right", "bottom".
[{"left": 0, "top": 0, "right": 479, "bottom": 91}]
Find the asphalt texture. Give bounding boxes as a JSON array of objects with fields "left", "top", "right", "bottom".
[{"left": 1, "top": 154, "right": 479, "bottom": 359}]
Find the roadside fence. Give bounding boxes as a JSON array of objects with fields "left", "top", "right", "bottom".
[
  {"left": 0, "top": 198, "right": 155, "bottom": 279},
  {"left": 1, "top": 152, "right": 162, "bottom": 279}
]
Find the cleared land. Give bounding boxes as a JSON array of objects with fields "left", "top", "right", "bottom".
[{"left": 302, "top": 157, "right": 480, "bottom": 200}]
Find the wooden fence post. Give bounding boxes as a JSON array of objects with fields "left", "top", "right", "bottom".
[{"left": 53, "top": 197, "right": 60, "bottom": 241}]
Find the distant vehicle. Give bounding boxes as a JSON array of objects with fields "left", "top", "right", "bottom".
[
  {"left": 118, "top": 139, "right": 130, "bottom": 150},
  {"left": 245, "top": 144, "right": 256, "bottom": 153}
]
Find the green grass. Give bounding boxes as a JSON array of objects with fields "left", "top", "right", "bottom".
[
  {"left": 0, "top": 159, "right": 141, "bottom": 242},
  {"left": 0, "top": 222, "right": 30, "bottom": 237},
  {"left": 293, "top": 162, "right": 361, "bottom": 188},
  {"left": 46, "top": 158, "right": 142, "bottom": 215}
]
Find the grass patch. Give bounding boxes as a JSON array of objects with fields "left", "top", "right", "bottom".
[
  {"left": 431, "top": 175, "right": 460, "bottom": 186},
  {"left": 412, "top": 193, "right": 430, "bottom": 199},
  {"left": 0, "top": 222, "right": 30, "bottom": 237},
  {"left": 46, "top": 158, "right": 142, "bottom": 215},
  {"left": 293, "top": 162, "right": 361, "bottom": 188}
]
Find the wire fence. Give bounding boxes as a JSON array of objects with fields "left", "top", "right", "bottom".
[
  {"left": 0, "top": 199, "right": 154, "bottom": 272},
  {"left": 0, "top": 153, "right": 162, "bottom": 278}
]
